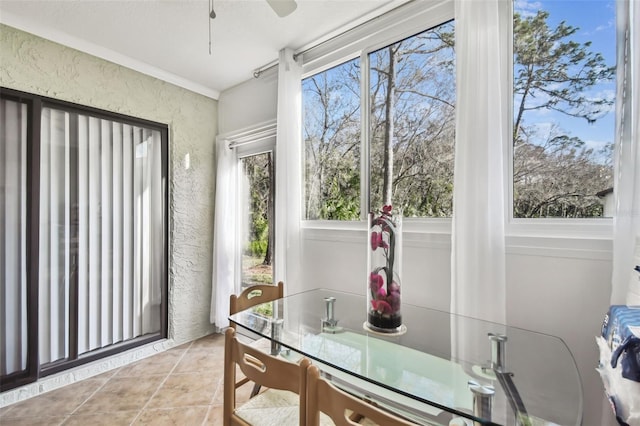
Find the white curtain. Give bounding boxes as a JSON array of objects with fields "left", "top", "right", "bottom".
[
  {"left": 611, "top": 0, "right": 640, "bottom": 306},
  {"left": 274, "top": 48, "right": 303, "bottom": 291},
  {"left": 211, "top": 137, "right": 238, "bottom": 328},
  {"left": 451, "top": 0, "right": 508, "bottom": 324}
]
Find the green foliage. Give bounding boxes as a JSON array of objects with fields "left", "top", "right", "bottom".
[
  {"left": 241, "top": 153, "right": 272, "bottom": 259},
  {"left": 251, "top": 301, "right": 273, "bottom": 317},
  {"left": 319, "top": 163, "right": 360, "bottom": 220},
  {"left": 247, "top": 240, "right": 267, "bottom": 257}
]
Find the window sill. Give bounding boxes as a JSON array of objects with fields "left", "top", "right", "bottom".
[
  {"left": 300, "top": 218, "right": 614, "bottom": 259},
  {"left": 302, "top": 217, "right": 612, "bottom": 238},
  {"left": 507, "top": 218, "right": 613, "bottom": 240}
]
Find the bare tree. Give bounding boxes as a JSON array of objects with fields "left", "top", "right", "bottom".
[{"left": 513, "top": 10, "right": 615, "bottom": 217}]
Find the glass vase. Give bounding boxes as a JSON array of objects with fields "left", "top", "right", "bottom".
[{"left": 366, "top": 207, "right": 403, "bottom": 333}]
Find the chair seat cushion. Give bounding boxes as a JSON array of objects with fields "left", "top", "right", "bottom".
[
  {"left": 235, "top": 389, "right": 299, "bottom": 426},
  {"left": 235, "top": 388, "right": 334, "bottom": 425}
]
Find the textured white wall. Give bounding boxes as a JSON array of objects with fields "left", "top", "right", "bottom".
[{"left": 0, "top": 24, "right": 218, "bottom": 346}]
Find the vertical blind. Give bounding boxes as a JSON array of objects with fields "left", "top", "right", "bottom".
[
  {"left": 0, "top": 98, "right": 29, "bottom": 376},
  {"left": 38, "top": 107, "right": 164, "bottom": 364}
]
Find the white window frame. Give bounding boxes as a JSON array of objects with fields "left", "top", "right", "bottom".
[
  {"left": 224, "top": 121, "right": 277, "bottom": 294},
  {"left": 504, "top": 0, "right": 614, "bottom": 240}
]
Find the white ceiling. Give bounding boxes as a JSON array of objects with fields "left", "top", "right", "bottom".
[{"left": 0, "top": 0, "right": 409, "bottom": 99}]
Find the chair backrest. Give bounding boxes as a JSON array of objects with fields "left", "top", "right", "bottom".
[
  {"left": 224, "top": 327, "right": 310, "bottom": 425},
  {"left": 306, "top": 365, "right": 416, "bottom": 426},
  {"left": 229, "top": 281, "right": 284, "bottom": 329}
]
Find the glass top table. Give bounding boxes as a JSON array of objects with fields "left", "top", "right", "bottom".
[{"left": 228, "top": 288, "right": 582, "bottom": 426}]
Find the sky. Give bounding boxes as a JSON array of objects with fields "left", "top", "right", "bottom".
[{"left": 514, "top": 0, "right": 617, "bottom": 161}]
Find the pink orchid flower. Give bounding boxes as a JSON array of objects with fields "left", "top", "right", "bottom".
[
  {"left": 370, "top": 231, "right": 388, "bottom": 251},
  {"left": 370, "top": 231, "right": 379, "bottom": 251},
  {"left": 371, "top": 299, "right": 392, "bottom": 315},
  {"left": 369, "top": 272, "right": 383, "bottom": 290}
]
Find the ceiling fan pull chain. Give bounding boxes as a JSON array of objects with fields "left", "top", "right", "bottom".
[{"left": 208, "top": 0, "right": 215, "bottom": 55}]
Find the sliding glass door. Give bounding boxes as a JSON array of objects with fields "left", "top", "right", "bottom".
[{"left": 0, "top": 88, "right": 168, "bottom": 390}]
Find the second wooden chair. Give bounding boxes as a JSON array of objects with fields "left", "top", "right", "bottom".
[
  {"left": 223, "top": 327, "right": 310, "bottom": 426},
  {"left": 306, "top": 364, "right": 417, "bottom": 426}
]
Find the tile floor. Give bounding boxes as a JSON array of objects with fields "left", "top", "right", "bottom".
[{"left": 0, "top": 333, "right": 250, "bottom": 426}]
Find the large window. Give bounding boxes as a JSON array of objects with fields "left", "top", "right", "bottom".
[
  {"left": 303, "top": 20, "right": 456, "bottom": 220},
  {"left": 1, "top": 88, "right": 168, "bottom": 391},
  {"left": 512, "top": 0, "right": 616, "bottom": 219}
]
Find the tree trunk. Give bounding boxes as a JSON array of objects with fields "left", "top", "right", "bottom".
[
  {"left": 513, "top": 67, "right": 533, "bottom": 144},
  {"left": 382, "top": 46, "right": 396, "bottom": 206},
  {"left": 263, "top": 152, "right": 274, "bottom": 266}
]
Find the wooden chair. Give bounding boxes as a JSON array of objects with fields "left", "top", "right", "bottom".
[
  {"left": 229, "top": 281, "right": 284, "bottom": 396},
  {"left": 306, "top": 364, "right": 417, "bottom": 426},
  {"left": 224, "top": 327, "right": 310, "bottom": 426},
  {"left": 229, "top": 281, "right": 284, "bottom": 330}
]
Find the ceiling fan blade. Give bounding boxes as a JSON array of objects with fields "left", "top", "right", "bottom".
[{"left": 265, "top": 0, "right": 297, "bottom": 17}]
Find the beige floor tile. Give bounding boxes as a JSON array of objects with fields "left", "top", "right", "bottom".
[
  {"left": 189, "top": 333, "right": 225, "bottom": 351},
  {"left": 0, "top": 333, "right": 227, "bottom": 424},
  {"left": 145, "top": 372, "right": 216, "bottom": 409},
  {"left": 209, "top": 376, "right": 224, "bottom": 406},
  {"left": 91, "top": 369, "right": 120, "bottom": 380},
  {"left": 203, "top": 405, "right": 224, "bottom": 425},
  {"left": 171, "top": 342, "right": 193, "bottom": 351},
  {"left": 173, "top": 349, "right": 224, "bottom": 376},
  {"left": 116, "top": 350, "right": 185, "bottom": 377},
  {"left": 2, "top": 378, "right": 108, "bottom": 419},
  {"left": 0, "top": 416, "right": 68, "bottom": 426},
  {"left": 0, "top": 403, "right": 16, "bottom": 417},
  {"left": 62, "top": 411, "right": 139, "bottom": 425},
  {"left": 211, "top": 379, "right": 255, "bottom": 407},
  {"left": 132, "top": 406, "right": 209, "bottom": 425},
  {"left": 74, "top": 376, "right": 164, "bottom": 415}
]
